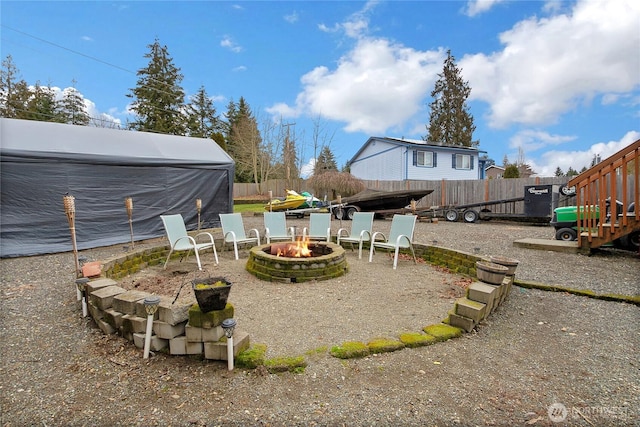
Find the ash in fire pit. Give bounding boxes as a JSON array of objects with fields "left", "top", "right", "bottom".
[{"left": 246, "top": 241, "right": 347, "bottom": 283}]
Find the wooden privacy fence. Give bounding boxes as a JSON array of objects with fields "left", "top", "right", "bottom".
[{"left": 232, "top": 176, "right": 606, "bottom": 214}]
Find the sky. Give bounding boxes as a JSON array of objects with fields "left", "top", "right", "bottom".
[{"left": 1, "top": 0, "right": 639, "bottom": 178}]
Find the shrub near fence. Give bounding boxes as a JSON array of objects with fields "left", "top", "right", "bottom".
[{"left": 233, "top": 177, "right": 596, "bottom": 215}]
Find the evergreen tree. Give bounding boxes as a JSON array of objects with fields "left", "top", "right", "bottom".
[
  {"left": 579, "top": 166, "right": 588, "bottom": 173},
  {"left": 314, "top": 146, "right": 338, "bottom": 175},
  {"left": 59, "top": 80, "right": 90, "bottom": 125},
  {"left": 566, "top": 167, "right": 579, "bottom": 177},
  {"left": 226, "top": 97, "right": 263, "bottom": 183},
  {"left": 425, "top": 50, "right": 477, "bottom": 147},
  {"left": 127, "top": 38, "right": 186, "bottom": 135},
  {"left": 281, "top": 123, "right": 299, "bottom": 188},
  {"left": 554, "top": 167, "right": 564, "bottom": 177},
  {"left": 185, "top": 85, "right": 221, "bottom": 139},
  {"left": 503, "top": 164, "right": 520, "bottom": 178},
  {"left": 0, "top": 55, "right": 30, "bottom": 118},
  {"left": 24, "top": 82, "right": 62, "bottom": 122}
]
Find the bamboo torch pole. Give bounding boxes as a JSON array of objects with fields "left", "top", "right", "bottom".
[
  {"left": 125, "top": 197, "right": 134, "bottom": 249},
  {"left": 196, "top": 199, "right": 202, "bottom": 230},
  {"left": 63, "top": 195, "right": 81, "bottom": 278}
]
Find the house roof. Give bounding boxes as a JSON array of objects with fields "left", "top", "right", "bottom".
[
  {"left": 348, "top": 136, "right": 484, "bottom": 166},
  {"left": 0, "top": 118, "right": 233, "bottom": 166},
  {"left": 485, "top": 165, "right": 505, "bottom": 171}
]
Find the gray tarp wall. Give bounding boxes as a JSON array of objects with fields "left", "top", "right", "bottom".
[{"left": 1, "top": 118, "right": 235, "bottom": 257}]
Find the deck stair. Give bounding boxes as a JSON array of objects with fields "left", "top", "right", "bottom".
[{"left": 568, "top": 139, "right": 639, "bottom": 252}]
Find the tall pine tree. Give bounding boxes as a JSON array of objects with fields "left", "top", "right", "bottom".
[
  {"left": 185, "top": 85, "right": 221, "bottom": 139},
  {"left": 59, "top": 80, "right": 90, "bottom": 125},
  {"left": 425, "top": 50, "right": 477, "bottom": 147},
  {"left": 314, "top": 146, "right": 338, "bottom": 175},
  {"left": 127, "top": 38, "right": 186, "bottom": 135},
  {"left": 0, "top": 55, "right": 30, "bottom": 119}
]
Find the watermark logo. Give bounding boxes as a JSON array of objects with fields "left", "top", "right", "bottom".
[
  {"left": 548, "top": 402, "right": 634, "bottom": 423},
  {"left": 548, "top": 403, "right": 568, "bottom": 422}
]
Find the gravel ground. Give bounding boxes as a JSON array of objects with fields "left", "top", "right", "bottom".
[{"left": 1, "top": 217, "right": 638, "bottom": 426}]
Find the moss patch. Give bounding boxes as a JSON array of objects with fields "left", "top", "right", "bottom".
[
  {"left": 515, "top": 280, "right": 640, "bottom": 306},
  {"left": 399, "top": 332, "right": 438, "bottom": 348},
  {"left": 264, "top": 355, "right": 307, "bottom": 373},
  {"left": 330, "top": 341, "right": 370, "bottom": 359},
  {"left": 367, "top": 338, "right": 405, "bottom": 354},
  {"left": 236, "top": 344, "right": 267, "bottom": 369},
  {"left": 422, "top": 323, "right": 463, "bottom": 342}
]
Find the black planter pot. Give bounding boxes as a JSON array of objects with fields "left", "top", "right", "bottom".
[{"left": 192, "top": 277, "right": 232, "bottom": 312}]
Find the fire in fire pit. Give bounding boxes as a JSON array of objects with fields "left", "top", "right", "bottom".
[{"left": 246, "top": 241, "right": 347, "bottom": 283}]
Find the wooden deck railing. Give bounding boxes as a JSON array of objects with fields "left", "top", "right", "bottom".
[{"left": 567, "top": 139, "right": 640, "bottom": 249}]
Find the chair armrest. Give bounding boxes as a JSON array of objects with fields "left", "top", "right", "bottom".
[
  {"left": 359, "top": 230, "right": 372, "bottom": 241},
  {"left": 371, "top": 231, "right": 387, "bottom": 243},
  {"left": 223, "top": 230, "right": 237, "bottom": 243},
  {"left": 249, "top": 228, "right": 261, "bottom": 244},
  {"left": 394, "top": 234, "right": 412, "bottom": 247},
  {"left": 194, "top": 232, "right": 215, "bottom": 243}
]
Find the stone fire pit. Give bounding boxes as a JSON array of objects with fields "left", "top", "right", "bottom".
[{"left": 246, "top": 242, "right": 348, "bottom": 283}]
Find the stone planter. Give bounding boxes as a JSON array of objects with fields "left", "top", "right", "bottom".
[
  {"left": 192, "top": 277, "right": 232, "bottom": 312},
  {"left": 489, "top": 256, "right": 520, "bottom": 276},
  {"left": 476, "top": 261, "right": 509, "bottom": 285}
]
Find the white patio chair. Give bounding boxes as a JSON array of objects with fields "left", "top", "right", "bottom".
[
  {"left": 302, "top": 213, "right": 331, "bottom": 242},
  {"left": 161, "top": 214, "right": 218, "bottom": 270},
  {"left": 219, "top": 213, "right": 261, "bottom": 260},
  {"left": 263, "top": 212, "right": 295, "bottom": 244},
  {"left": 337, "top": 211, "right": 374, "bottom": 259},
  {"left": 368, "top": 214, "right": 417, "bottom": 269}
]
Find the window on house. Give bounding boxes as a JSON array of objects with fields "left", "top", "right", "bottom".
[
  {"left": 452, "top": 153, "right": 474, "bottom": 170},
  {"left": 413, "top": 150, "right": 436, "bottom": 167}
]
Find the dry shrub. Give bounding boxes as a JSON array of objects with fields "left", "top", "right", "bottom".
[{"left": 306, "top": 171, "right": 365, "bottom": 200}]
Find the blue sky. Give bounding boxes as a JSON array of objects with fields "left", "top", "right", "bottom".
[{"left": 2, "top": 0, "right": 639, "bottom": 177}]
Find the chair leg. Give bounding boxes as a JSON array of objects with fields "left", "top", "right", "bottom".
[
  {"left": 163, "top": 248, "right": 174, "bottom": 269},
  {"left": 194, "top": 249, "right": 203, "bottom": 271},
  {"left": 232, "top": 241, "right": 239, "bottom": 260},
  {"left": 368, "top": 244, "right": 375, "bottom": 263},
  {"left": 393, "top": 246, "right": 400, "bottom": 270},
  {"left": 358, "top": 241, "right": 363, "bottom": 259},
  {"left": 410, "top": 244, "right": 417, "bottom": 264},
  {"left": 212, "top": 244, "right": 219, "bottom": 265}
]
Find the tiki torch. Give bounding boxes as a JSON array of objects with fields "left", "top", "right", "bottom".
[
  {"left": 125, "top": 197, "right": 134, "bottom": 249},
  {"left": 196, "top": 198, "right": 202, "bottom": 230},
  {"left": 63, "top": 194, "right": 81, "bottom": 278}
]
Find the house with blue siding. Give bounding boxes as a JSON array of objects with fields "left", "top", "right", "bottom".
[{"left": 348, "top": 137, "right": 486, "bottom": 181}]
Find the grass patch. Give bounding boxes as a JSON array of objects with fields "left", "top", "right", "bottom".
[
  {"left": 367, "top": 338, "right": 405, "bottom": 354},
  {"left": 330, "top": 341, "right": 370, "bottom": 359},
  {"left": 236, "top": 344, "right": 267, "bottom": 369},
  {"left": 233, "top": 203, "right": 265, "bottom": 213},
  {"left": 399, "top": 332, "right": 438, "bottom": 348},
  {"left": 264, "top": 355, "right": 307, "bottom": 373},
  {"left": 422, "top": 323, "right": 463, "bottom": 342}
]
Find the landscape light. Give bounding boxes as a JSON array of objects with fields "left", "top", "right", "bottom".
[{"left": 143, "top": 296, "right": 160, "bottom": 359}]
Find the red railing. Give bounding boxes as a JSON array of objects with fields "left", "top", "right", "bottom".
[{"left": 568, "top": 139, "right": 639, "bottom": 248}]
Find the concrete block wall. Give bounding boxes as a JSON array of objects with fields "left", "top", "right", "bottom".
[{"left": 82, "top": 278, "right": 250, "bottom": 361}]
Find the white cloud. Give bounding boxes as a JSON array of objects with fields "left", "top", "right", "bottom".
[
  {"left": 460, "top": 0, "right": 640, "bottom": 128},
  {"left": 284, "top": 11, "right": 299, "bottom": 24},
  {"left": 220, "top": 35, "right": 242, "bottom": 53},
  {"left": 300, "top": 157, "right": 316, "bottom": 179},
  {"left": 277, "top": 38, "right": 443, "bottom": 134},
  {"left": 81, "top": 35, "right": 93, "bottom": 42},
  {"left": 509, "top": 130, "right": 576, "bottom": 152},
  {"left": 232, "top": 65, "right": 247, "bottom": 72},
  {"left": 464, "top": 0, "right": 505, "bottom": 17},
  {"left": 530, "top": 131, "right": 640, "bottom": 176}
]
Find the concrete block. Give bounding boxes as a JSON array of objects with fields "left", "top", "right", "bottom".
[
  {"left": 133, "top": 333, "right": 168, "bottom": 351},
  {"left": 466, "top": 281, "right": 496, "bottom": 315},
  {"left": 170, "top": 336, "right": 203, "bottom": 355},
  {"left": 89, "top": 286, "right": 127, "bottom": 310},
  {"left": 202, "top": 326, "right": 224, "bottom": 342},
  {"left": 185, "top": 324, "right": 202, "bottom": 342},
  {"left": 158, "top": 298, "right": 193, "bottom": 325},
  {"left": 203, "top": 330, "right": 250, "bottom": 360},
  {"left": 448, "top": 312, "right": 476, "bottom": 333},
  {"left": 455, "top": 297, "right": 486, "bottom": 323},
  {"left": 86, "top": 278, "right": 117, "bottom": 295},
  {"left": 121, "top": 314, "right": 147, "bottom": 334},
  {"left": 87, "top": 302, "right": 104, "bottom": 321},
  {"left": 153, "top": 320, "right": 186, "bottom": 340},
  {"left": 188, "top": 304, "right": 234, "bottom": 329},
  {"left": 103, "top": 308, "right": 124, "bottom": 329},
  {"left": 95, "top": 318, "right": 117, "bottom": 335},
  {"left": 113, "top": 290, "right": 150, "bottom": 315}
]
